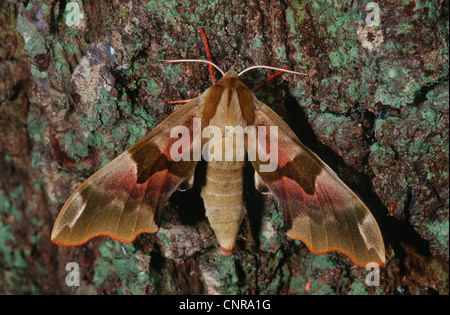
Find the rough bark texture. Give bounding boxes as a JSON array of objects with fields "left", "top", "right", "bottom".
[{"left": 0, "top": 0, "right": 448, "bottom": 294}]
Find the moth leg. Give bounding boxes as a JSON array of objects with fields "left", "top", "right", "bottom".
[
  {"left": 200, "top": 28, "right": 217, "bottom": 84},
  {"left": 250, "top": 69, "right": 287, "bottom": 92},
  {"left": 166, "top": 28, "right": 217, "bottom": 105},
  {"left": 168, "top": 99, "right": 193, "bottom": 105},
  {"left": 254, "top": 171, "right": 272, "bottom": 195},
  {"left": 177, "top": 171, "right": 195, "bottom": 191}
]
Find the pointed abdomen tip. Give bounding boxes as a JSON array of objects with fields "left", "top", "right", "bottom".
[{"left": 219, "top": 246, "right": 234, "bottom": 257}]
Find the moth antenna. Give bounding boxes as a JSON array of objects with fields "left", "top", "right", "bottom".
[
  {"left": 159, "top": 59, "right": 225, "bottom": 77},
  {"left": 238, "top": 65, "right": 307, "bottom": 77}
]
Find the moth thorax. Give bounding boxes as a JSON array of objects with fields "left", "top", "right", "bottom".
[{"left": 209, "top": 88, "right": 247, "bottom": 129}]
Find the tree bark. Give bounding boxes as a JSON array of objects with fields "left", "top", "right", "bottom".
[{"left": 0, "top": 0, "right": 448, "bottom": 294}]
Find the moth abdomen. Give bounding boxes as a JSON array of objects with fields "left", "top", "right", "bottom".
[{"left": 201, "top": 160, "right": 246, "bottom": 255}]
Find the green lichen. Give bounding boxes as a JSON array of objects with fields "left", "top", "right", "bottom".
[
  {"left": 305, "top": 253, "right": 338, "bottom": 273},
  {"left": 134, "top": 107, "right": 158, "bottom": 125},
  {"left": 286, "top": 0, "right": 381, "bottom": 114},
  {"left": 329, "top": 45, "right": 360, "bottom": 71},
  {"left": 275, "top": 46, "right": 287, "bottom": 63},
  {"left": 347, "top": 281, "right": 369, "bottom": 295},
  {"left": 94, "top": 240, "right": 151, "bottom": 294},
  {"left": 261, "top": 261, "right": 290, "bottom": 294},
  {"left": 207, "top": 254, "right": 242, "bottom": 294},
  {"left": 0, "top": 188, "right": 32, "bottom": 293},
  {"left": 157, "top": 231, "right": 170, "bottom": 246},
  {"left": 288, "top": 273, "right": 307, "bottom": 294},
  {"left": 162, "top": 64, "right": 184, "bottom": 85},
  {"left": 253, "top": 34, "right": 263, "bottom": 49},
  {"left": 375, "top": 61, "right": 420, "bottom": 108},
  {"left": 145, "top": 0, "right": 223, "bottom": 27},
  {"left": 258, "top": 201, "right": 285, "bottom": 256},
  {"left": 370, "top": 143, "right": 395, "bottom": 165},
  {"left": 313, "top": 113, "right": 352, "bottom": 135},
  {"left": 49, "top": 39, "right": 75, "bottom": 89},
  {"left": 395, "top": 21, "right": 414, "bottom": 36},
  {"left": 2, "top": 186, "right": 24, "bottom": 221},
  {"left": 347, "top": 79, "right": 362, "bottom": 102},
  {"left": 94, "top": 87, "right": 118, "bottom": 126},
  {"left": 146, "top": 78, "right": 160, "bottom": 97},
  {"left": 309, "top": 281, "right": 334, "bottom": 295},
  {"left": 16, "top": 4, "right": 46, "bottom": 59},
  {"left": 125, "top": 119, "right": 152, "bottom": 147},
  {"left": 64, "top": 133, "right": 89, "bottom": 158},
  {"left": 425, "top": 220, "right": 449, "bottom": 255}
]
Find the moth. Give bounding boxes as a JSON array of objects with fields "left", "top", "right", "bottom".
[{"left": 52, "top": 58, "right": 385, "bottom": 269}]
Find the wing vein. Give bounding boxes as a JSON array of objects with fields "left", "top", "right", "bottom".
[
  {"left": 293, "top": 165, "right": 313, "bottom": 247},
  {"left": 131, "top": 179, "right": 151, "bottom": 236},
  {"left": 321, "top": 183, "right": 342, "bottom": 251},
  {"left": 334, "top": 188, "right": 357, "bottom": 259},
  {"left": 316, "top": 184, "right": 330, "bottom": 251}
]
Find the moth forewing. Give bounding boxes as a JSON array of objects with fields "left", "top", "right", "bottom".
[{"left": 51, "top": 97, "right": 204, "bottom": 246}]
